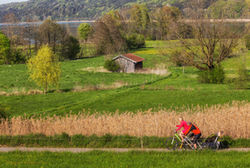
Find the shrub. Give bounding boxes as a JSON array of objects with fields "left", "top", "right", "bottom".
[
  {"left": 0, "top": 31, "right": 10, "bottom": 64},
  {"left": 234, "top": 63, "right": 249, "bottom": 89},
  {"left": 198, "top": 64, "right": 225, "bottom": 84},
  {"left": 62, "top": 36, "right": 80, "bottom": 60},
  {"left": 169, "top": 50, "right": 184, "bottom": 67},
  {"left": 0, "top": 105, "right": 8, "bottom": 119},
  {"left": 126, "top": 33, "right": 145, "bottom": 49},
  {"left": 245, "top": 34, "right": 250, "bottom": 50},
  {"left": 10, "top": 49, "right": 27, "bottom": 64},
  {"left": 104, "top": 60, "right": 120, "bottom": 72}
]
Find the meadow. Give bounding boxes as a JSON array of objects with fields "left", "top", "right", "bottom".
[
  {"left": 0, "top": 40, "right": 249, "bottom": 118},
  {"left": 0, "top": 151, "right": 249, "bottom": 168}
]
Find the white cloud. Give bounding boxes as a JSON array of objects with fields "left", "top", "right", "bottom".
[{"left": 0, "top": 0, "right": 28, "bottom": 5}]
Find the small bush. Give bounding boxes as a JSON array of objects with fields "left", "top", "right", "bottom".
[
  {"left": 169, "top": 50, "right": 184, "bottom": 67},
  {"left": 126, "top": 33, "right": 145, "bottom": 49},
  {"left": 245, "top": 34, "right": 250, "bottom": 50},
  {"left": 104, "top": 60, "right": 120, "bottom": 72},
  {"left": 234, "top": 63, "right": 249, "bottom": 89},
  {"left": 62, "top": 36, "right": 80, "bottom": 60},
  {"left": 198, "top": 65, "right": 225, "bottom": 84},
  {"left": 0, "top": 105, "right": 9, "bottom": 119}
]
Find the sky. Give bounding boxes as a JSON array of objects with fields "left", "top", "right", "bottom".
[{"left": 0, "top": 0, "right": 28, "bottom": 5}]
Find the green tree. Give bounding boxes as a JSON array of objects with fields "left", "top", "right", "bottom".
[
  {"left": 129, "top": 4, "right": 150, "bottom": 35},
  {"left": 27, "top": 45, "right": 61, "bottom": 92},
  {"left": 0, "top": 31, "right": 10, "bottom": 64},
  {"left": 78, "top": 23, "right": 92, "bottom": 41},
  {"left": 153, "top": 6, "right": 181, "bottom": 40},
  {"left": 78, "top": 23, "right": 92, "bottom": 57},
  {"left": 208, "top": 0, "right": 247, "bottom": 18}
]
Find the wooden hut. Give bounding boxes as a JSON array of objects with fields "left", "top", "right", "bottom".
[{"left": 113, "top": 53, "right": 144, "bottom": 73}]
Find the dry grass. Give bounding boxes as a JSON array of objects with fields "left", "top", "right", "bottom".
[
  {"left": 72, "top": 81, "right": 128, "bottom": 92},
  {"left": 136, "top": 64, "right": 170, "bottom": 76},
  {"left": 81, "top": 66, "right": 110, "bottom": 73},
  {"left": 0, "top": 89, "right": 44, "bottom": 96},
  {"left": 0, "top": 102, "right": 249, "bottom": 138}
]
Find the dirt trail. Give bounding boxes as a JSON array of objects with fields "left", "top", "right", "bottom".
[{"left": 0, "top": 147, "right": 249, "bottom": 153}]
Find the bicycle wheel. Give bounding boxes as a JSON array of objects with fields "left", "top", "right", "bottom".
[{"left": 166, "top": 137, "right": 179, "bottom": 150}]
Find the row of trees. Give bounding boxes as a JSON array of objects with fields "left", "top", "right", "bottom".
[
  {"left": 0, "top": 16, "right": 80, "bottom": 64},
  {"left": 76, "top": 4, "right": 189, "bottom": 56}
]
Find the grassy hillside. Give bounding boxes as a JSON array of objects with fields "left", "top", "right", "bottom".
[
  {"left": 0, "top": 0, "right": 174, "bottom": 21},
  {"left": 0, "top": 151, "right": 249, "bottom": 168},
  {"left": 0, "top": 41, "right": 249, "bottom": 117},
  {"left": 0, "top": 0, "right": 248, "bottom": 22}
]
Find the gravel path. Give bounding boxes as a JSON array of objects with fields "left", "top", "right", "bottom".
[{"left": 0, "top": 147, "right": 249, "bottom": 153}]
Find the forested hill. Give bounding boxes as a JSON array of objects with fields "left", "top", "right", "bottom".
[{"left": 0, "top": 0, "right": 248, "bottom": 22}]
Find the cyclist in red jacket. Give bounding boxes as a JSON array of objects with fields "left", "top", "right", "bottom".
[{"left": 184, "top": 122, "right": 202, "bottom": 149}]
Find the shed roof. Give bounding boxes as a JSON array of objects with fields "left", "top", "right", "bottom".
[{"left": 113, "top": 53, "right": 144, "bottom": 63}]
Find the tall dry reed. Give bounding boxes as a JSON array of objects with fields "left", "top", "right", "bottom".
[{"left": 0, "top": 102, "right": 249, "bottom": 138}]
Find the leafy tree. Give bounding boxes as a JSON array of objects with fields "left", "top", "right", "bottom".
[
  {"left": 0, "top": 31, "right": 10, "bottom": 64},
  {"left": 153, "top": 6, "right": 181, "bottom": 40},
  {"left": 27, "top": 45, "right": 61, "bottom": 92},
  {"left": 78, "top": 23, "right": 92, "bottom": 41},
  {"left": 208, "top": 0, "right": 248, "bottom": 18},
  {"left": 62, "top": 36, "right": 80, "bottom": 60},
  {"left": 129, "top": 4, "right": 150, "bottom": 35}
]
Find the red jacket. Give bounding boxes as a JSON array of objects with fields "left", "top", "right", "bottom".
[{"left": 184, "top": 124, "right": 201, "bottom": 135}]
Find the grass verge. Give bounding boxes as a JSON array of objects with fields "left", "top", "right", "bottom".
[
  {"left": 0, "top": 134, "right": 249, "bottom": 148},
  {"left": 0, "top": 151, "right": 249, "bottom": 168}
]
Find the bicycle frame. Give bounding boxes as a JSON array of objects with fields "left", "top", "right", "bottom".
[{"left": 171, "top": 133, "right": 194, "bottom": 150}]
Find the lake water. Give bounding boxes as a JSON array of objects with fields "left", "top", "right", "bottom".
[{"left": 0, "top": 21, "right": 94, "bottom": 37}]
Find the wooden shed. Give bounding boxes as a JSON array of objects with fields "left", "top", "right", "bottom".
[{"left": 113, "top": 53, "right": 144, "bottom": 73}]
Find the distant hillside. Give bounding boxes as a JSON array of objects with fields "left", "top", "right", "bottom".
[{"left": 0, "top": 0, "right": 248, "bottom": 22}]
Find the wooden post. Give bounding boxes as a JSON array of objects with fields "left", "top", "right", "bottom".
[{"left": 140, "top": 137, "right": 144, "bottom": 149}]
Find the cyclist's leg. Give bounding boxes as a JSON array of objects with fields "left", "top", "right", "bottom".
[
  {"left": 193, "top": 133, "right": 201, "bottom": 149},
  {"left": 184, "top": 133, "right": 195, "bottom": 149},
  {"left": 179, "top": 132, "right": 184, "bottom": 142}
]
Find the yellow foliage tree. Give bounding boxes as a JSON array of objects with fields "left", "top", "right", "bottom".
[{"left": 27, "top": 45, "right": 61, "bottom": 92}]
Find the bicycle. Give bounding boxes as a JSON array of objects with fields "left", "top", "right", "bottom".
[
  {"left": 166, "top": 132, "right": 198, "bottom": 150},
  {"left": 201, "top": 131, "right": 222, "bottom": 150},
  {"left": 166, "top": 131, "right": 222, "bottom": 150}
]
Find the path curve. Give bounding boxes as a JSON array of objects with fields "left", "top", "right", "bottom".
[{"left": 0, "top": 147, "right": 249, "bottom": 153}]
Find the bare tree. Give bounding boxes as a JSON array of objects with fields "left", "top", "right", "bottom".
[
  {"left": 92, "top": 11, "right": 127, "bottom": 55},
  {"left": 173, "top": 1, "right": 245, "bottom": 71},
  {"left": 38, "top": 19, "right": 67, "bottom": 54}
]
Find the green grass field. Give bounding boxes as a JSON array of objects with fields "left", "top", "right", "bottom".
[
  {"left": 0, "top": 151, "right": 249, "bottom": 168},
  {"left": 0, "top": 134, "right": 249, "bottom": 148},
  {"left": 0, "top": 40, "right": 249, "bottom": 117}
]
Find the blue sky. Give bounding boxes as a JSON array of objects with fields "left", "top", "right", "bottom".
[{"left": 0, "top": 0, "right": 28, "bottom": 5}]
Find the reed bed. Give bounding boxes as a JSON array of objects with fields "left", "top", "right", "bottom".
[{"left": 0, "top": 102, "right": 249, "bottom": 138}]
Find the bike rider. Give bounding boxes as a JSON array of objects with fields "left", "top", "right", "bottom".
[
  {"left": 175, "top": 117, "right": 189, "bottom": 142},
  {"left": 184, "top": 122, "right": 202, "bottom": 149}
]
